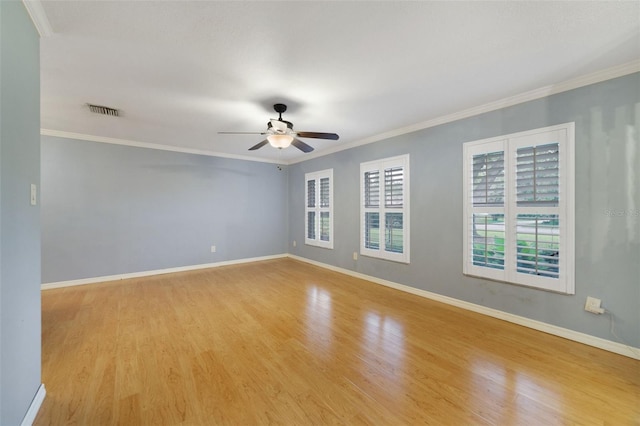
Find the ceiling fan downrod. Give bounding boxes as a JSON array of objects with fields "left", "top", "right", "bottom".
[{"left": 273, "top": 103, "right": 287, "bottom": 121}]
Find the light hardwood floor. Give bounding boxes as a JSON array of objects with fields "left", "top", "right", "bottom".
[{"left": 36, "top": 259, "right": 639, "bottom": 425}]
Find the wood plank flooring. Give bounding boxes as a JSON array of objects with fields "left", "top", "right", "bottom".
[{"left": 36, "top": 258, "right": 639, "bottom": 425}]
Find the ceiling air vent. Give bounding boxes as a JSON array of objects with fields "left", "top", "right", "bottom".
[{"left": 87, "top": 103, "right": 119, "bottom": 117}]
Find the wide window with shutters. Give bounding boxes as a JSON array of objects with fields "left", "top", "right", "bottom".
[
  {"left": 463, "top": 123, "right": 574, "bottom": 294},
  {"left": 305, "top": 169, "right": 333, "bottom": 249},
  {"left": 360, "top": 154, "right": 410, "bottom": 263}
]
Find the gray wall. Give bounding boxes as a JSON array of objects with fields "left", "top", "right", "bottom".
[
  {"left": 41, "top": 137, "right": 289, "bottom": 283},
  {"left": 0, "top": 1, "right": 42, "bottom": 424},
  {"left": 288, "top": 73, "right": 640, "bottom": 347}
]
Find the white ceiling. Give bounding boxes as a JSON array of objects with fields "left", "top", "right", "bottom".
[{"left": 38, "top": 1, "right": 640, "bottom": 163}]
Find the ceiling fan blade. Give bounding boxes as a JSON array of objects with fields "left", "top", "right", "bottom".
[
  {"left": 291, "top": 138, "right": 314, "bottom": 153},
  {"left": 248, "top": 140, "right": 269, "bottom": 151},
  {"left": 296, "top": 131, "right": 339, "bottom": 140},
  {"left": 218, "top": 131, "right": 266, "bottom": 135}
]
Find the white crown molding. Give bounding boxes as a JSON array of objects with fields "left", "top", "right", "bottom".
[
  {"left": 288, "top": 254, "right": 640, "bottom": 360},
  {"left": 21, "top": 0, "right": 52, "bottom": 37},
  {"left": 40, "top": 129, "right": 283, "bottom": 165},
  {"left": 40, "top": 254, "right": 287, "bottom": 290},
  {"left": 290, "top": 59, "right": 640, "bottom": 165}
]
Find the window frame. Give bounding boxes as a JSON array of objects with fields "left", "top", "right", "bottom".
[
  {"left": 462, "top": 123, "right": 575, "bottom": 294},
  {"left": 305, "top": 168, "right": 334, "bottom": 249},
  {"left": 360, "top": 154, "right": 410, "bottom": 263}
]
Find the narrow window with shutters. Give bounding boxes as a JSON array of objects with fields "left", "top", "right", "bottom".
[
  {"left": 360, "top": 155, "right": 410, "bottom": 263},
  {"left": 305, "top": 169, "right": 333, "bottom": 249},
  {"left": 463, "top": 123, "right": 574, "bottom": 294}
]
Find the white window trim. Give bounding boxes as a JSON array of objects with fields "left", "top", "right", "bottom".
[
  {"left": 360, "top": 154, "right": 410, "bottom": 263},
  {"left": 462, "top": 123, "right": 575, "bottom": 294},
  {"left": 305, "top": 169, "right": 334, "bottom": 249}
]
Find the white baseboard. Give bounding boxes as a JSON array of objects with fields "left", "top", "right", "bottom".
[
  {"left": 21, "top": 384, "right": 46, "bottom": 426},
  {"left": 288, "top": 255, "right": 640, "bottom": 360},
  {"left": 41, "top": 254, "right": 287, "bottom": 290}
]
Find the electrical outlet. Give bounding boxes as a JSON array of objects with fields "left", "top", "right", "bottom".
[
  {"left": 293, "top": 240, "right": 297, "bottom": 247},
  {"left": 585, "top": 296, "right": 604, "bottom": 314},
  {"left": 210, "top": 245, "right": 216, "bottom": 253},
  {"left": 353, "top": 252, "right": 358, "bottom": 261}
]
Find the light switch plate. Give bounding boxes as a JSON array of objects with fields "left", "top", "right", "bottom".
[{"left": 30, "top": 184, "right": 37, "bottom": 205}]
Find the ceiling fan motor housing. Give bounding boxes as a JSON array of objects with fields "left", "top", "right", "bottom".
[{"left": 268, "top": 120, "right": 293, "bottom": 134}]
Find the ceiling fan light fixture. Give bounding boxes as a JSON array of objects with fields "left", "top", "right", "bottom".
[
  {"left": 219, "top": 103, "right": 338, "bottom": 153},
  {"left": 267, "top": 134, "right": 294, "bottom": 148}
]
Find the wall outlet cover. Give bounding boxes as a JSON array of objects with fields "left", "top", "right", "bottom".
[{"left": 585, "top": 296, "right": 604, "bottom": 314}]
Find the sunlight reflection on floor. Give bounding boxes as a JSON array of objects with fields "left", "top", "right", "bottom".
[{"left": 305, "top": 286, "right": 333, "bottom": 357}]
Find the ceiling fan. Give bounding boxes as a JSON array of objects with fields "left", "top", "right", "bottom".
[{"left": 219, "top": 103, "right": 339, "bottom": 153}]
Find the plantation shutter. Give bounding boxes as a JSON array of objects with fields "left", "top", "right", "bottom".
[
  {"left": 319, "top": 177, "right": 330, "bottom": 241},
  {"left": 305, "top": 170, "right": 333, "bottom": 249},
  {"left": 463, "top": 123, "right": 574, "bottom": 294},
  {"left": 364, "top": 171, "right": 380, "bottom": 208},
  {"left": 320, "top": 177, "right": 330, "bottom": 207},
  {"left": 360, "top": 155, "right": 410, "bottom": 263},
  {"left": 512, "top": 141, "right": 561, "bottom": 283},
  {"left": 515, "top": 214, "right": 560, "bottom": 279},
  {"left": 465, "top": 141, "right": 507, "bottom": 281},
  {"left": 472, "top": 151, "right": 505, "bottom": 207},
  {"left": 363, "top": 170, "right": 380, "bottom": 249},
  {"left": 306, "top": 179, "right": 316, "bottom": 239},
  {"left": 516, "top": 143, "right": 560, "bottom": 206},
  {"left": 385, "top": 167, "right": 403, "bottom": 207},
  {"left": 384, "top": 166, "right": 404, "bottom": 253}
]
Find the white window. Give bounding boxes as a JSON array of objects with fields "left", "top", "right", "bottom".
[
  {"left": 360, "top": 154, "right": 410, "bottom": 263},
  {"left": 305, "top": 169, "right": 333, "bottom": 249},
  {"left": 463, "top": 123, "right": 575, "bottom": 294}
]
